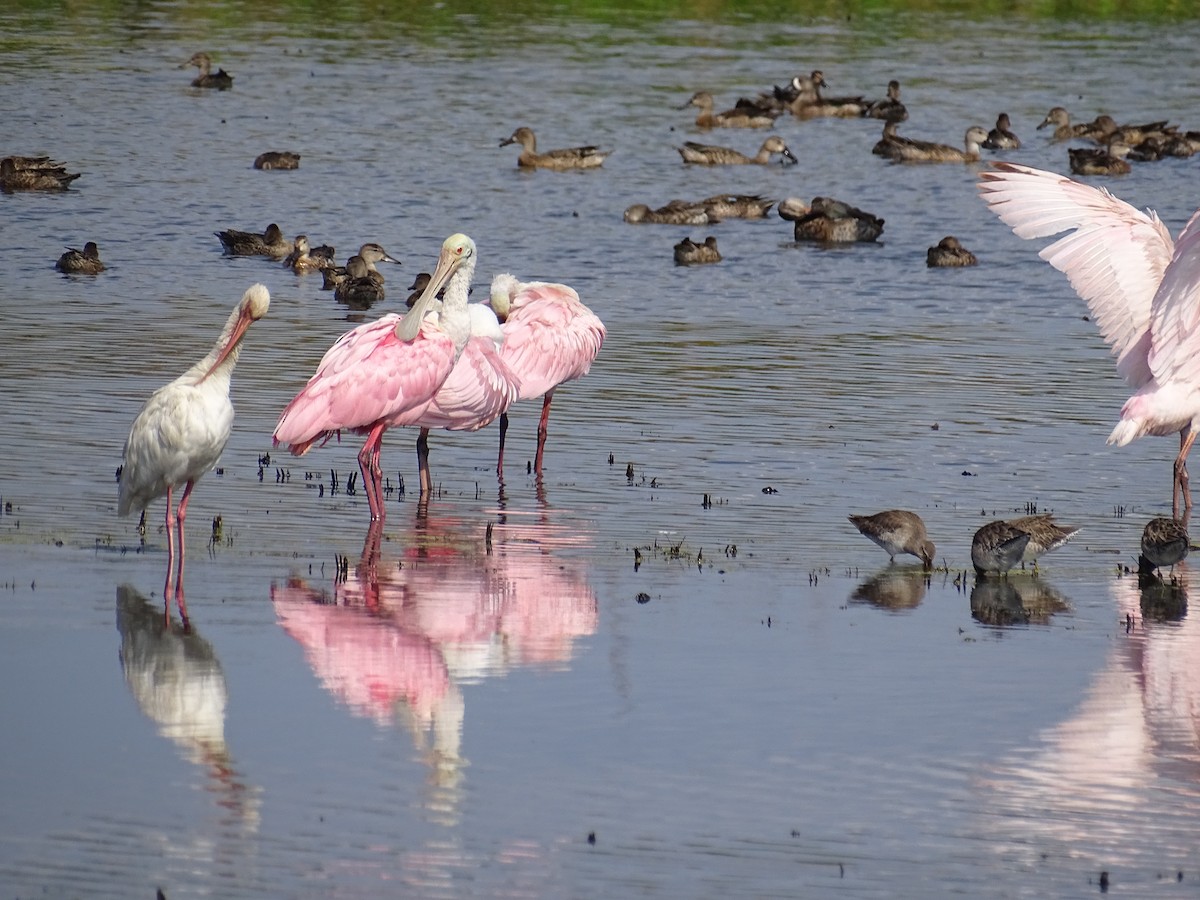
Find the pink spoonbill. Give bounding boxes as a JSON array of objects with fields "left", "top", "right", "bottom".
[
  {"left": 118, "top": 284, "right": 271, "bottom": 615},
  {"left": 412, "top": 303, "right": 523, "bottom": 496},
  {"left": 273, "top": 233, "right": 478, "bottom": 520},
  {"left": 488, "top": 273, "right": 606, "bottom": 476},
  {"left": 979, "top": 161, "right": 1200, "bottom": 518}
]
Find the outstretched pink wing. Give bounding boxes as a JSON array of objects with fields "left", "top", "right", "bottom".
[
  {"left": 1147, "top": 210, "right": 1200, "bottom": 391},
  {"left": 979, "top": 162, "right": 1175, "bottom": 388},
  {"left": 274, "top": 315, "right": 457, "bottom": 453},
  {"left": 502, "top": 282, "right": 607, "bottom": 400}
]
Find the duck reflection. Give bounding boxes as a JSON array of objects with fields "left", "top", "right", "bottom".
[
  {"left": 850, "top": 567, "right": 930, "bottom": 611},
  {"left": 116, "top": 584, "right": 259, "bottom": 829},
  {"left": 271, "top": 518, "right": 598, "bottom": 822},
  {"left": 969, "top": 576, "right": 1070, "bottom": 627},
  {"left": 974, "top": 567, "right": 1200, "bottom": 872}
]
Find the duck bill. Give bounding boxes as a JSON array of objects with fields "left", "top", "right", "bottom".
[
  {"left": 781, "top": 147, "right": 797, "bottom": 164},
  {"left": 397, "top": 244, "right": 460, "bottom": 341},
  {"left": 198, "top": 307, "right": 254, "bottom": 384}
]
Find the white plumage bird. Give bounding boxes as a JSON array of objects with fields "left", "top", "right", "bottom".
[
  {"left": 979, "top": 162, "right": 1200, "bottom": 517},
  {"left": 118, "top": 284, "right": 270, "bottom": 602}
]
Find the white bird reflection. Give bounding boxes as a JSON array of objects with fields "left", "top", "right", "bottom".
[
  {"left": 974, "top": 566, "right": 1200, "bottom": 874},
  {"left": 115, "top": 584, "right": 260, "bottom": 831},
  {"left": 271, "top": 517, "right": 598, "bottom": 824}
]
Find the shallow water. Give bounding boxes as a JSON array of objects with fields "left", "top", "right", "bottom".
[{"left": 3, "top": 4, "right": 1200, "bottom": 897}]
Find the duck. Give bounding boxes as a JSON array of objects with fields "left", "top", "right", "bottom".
[
  {"left": 862, "top": 80, "right": 908, "bottom": 122},
  {"left": 253, "top": 151, "right": 300, "bottom": 170},
  {"left": 333, "top": 255, "right": 385, "bottom": 308},
  {"left": 1, "top": 155, "right": 81, "bottom": 191},
  {"left": 1036, "top": 107, "right": 1089, "bottom": 141},
  {"left": 926, "top": 236, "right": 978, "bottom": 267},
  {"left": 787, "top": 71, "right": 868, "bottom": 119},
  {"left": 1081, "top": 115, "right": 1176, "bottom": 147},
  {"left": 776, "top": 197, "right": 810, "bottom": 221},
  {"left": 1128, "top": 134, "right": 1195, "bottom": 161},
  {"left": 179, "top": 52, "right": 233, "bottom": 90},
  {"left": 405, "top": 272, "right": 432, "bottom": 308},
  {"left": 847, "top": 510, "right": 935, "bottom": 569},
  {"left": 499, "top": 126, "right": 610, "bottom": 169},
  {"left": 982, "top": 112, "right": 1021, "bottom": 150},
  {"left": 282, "top": 235, "right": 336, "bottom": 274},
  {"left": 1068, "top": 141, "right": 1132, "bottom": 176},
  {"left": 623, "top": 200, "right": 718, "bottom": 226},
  {"left": 971, "top": 521, "right": 1030, "bottom": 577},
  {"left": 677, "top": 135, "right": 796, "bottom": 166},
  {"left": 877, "top": 125, "right": 989, "bottom": 163},
  {"left": 790, "top": 196, "right": 884, "bottom": 243},
  {"left": 871, "top": 120, "right": 907, "bottom": 156},
  {"left": 55, "top": 241, "right": 105, "bottom": 274},
  {"left": 214, "top": 223, "right": 292, "bottom": 257},
  {"left": 319, "top": 242, "right": 401, "bottom": 291},
  {"left": 673, "top": 236, "right": 722, "bottom": 265},
  {"left": 681, "top": 91, "right": 779, "bottom": 128},
  {"left": 697, "top": 194, "right": 775, "bottom": 219}
]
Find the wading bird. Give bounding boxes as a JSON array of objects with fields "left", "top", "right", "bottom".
[
  {"left": 847, "top": 510, "right": 935, "bottom": 569},
  {"left": 488, "top": 273, "right": 606, "bottom": 477},
  {"left": 118, "top": 284, "right": 270, "bottom": 611},
  {"left": 979, "top": 161, "right": 1200, "bottom": 517},
  {"left": 273, "top": 234, "right": 478, "bottom": 520}
]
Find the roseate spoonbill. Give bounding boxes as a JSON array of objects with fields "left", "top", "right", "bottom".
[
  {"left": 413, "top": 304, "right": 522, "bottom": 495},
  {"left": 847, "top": 510, "right": 935, "bottom": 568},
  {"left": 273, "top": 233, "right": 478, "bottom": 520},
  {"left": 971, "top": 521, "right": 1030, "bottom": 577},
  {"left": 118, "top": 284, "right": 270, "bottom": 607},
  {"left": 979, "top": 161, "right": 1200, "bottom": 516},
  {"left": 488, "top": 274, "right": 606, "bottom": 477}
]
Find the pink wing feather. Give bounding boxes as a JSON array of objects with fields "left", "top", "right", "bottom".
[
  {"left": 418, "top": 335, "right": 522, "bottom": 431},
  {"left": 501, "top": 282, "right": 607, "bottom": 400},
  {"left": 274, "top": 315, "right": 457, "bottom": 453},
  {"left": 978, "top": 162, "right": 1175, "bottom": 388},
  {"left": 1146, "top": 209, "right": 1200, "bottom": 390}
]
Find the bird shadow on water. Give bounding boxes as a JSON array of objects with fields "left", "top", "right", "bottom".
[{"left": 969, "top": 575, "right": 1072, "bottom": 628}]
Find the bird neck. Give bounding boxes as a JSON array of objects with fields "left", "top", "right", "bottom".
[
  {"left": 438, "top": 263, "right": 475, "bottom": 356},
  {"left": 183, "top": 304, "right": 246, "bottom": 387}
]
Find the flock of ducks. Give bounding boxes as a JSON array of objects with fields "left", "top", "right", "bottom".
[{"left": 16, "top": 51, "right": 1200, "bottom": 592}]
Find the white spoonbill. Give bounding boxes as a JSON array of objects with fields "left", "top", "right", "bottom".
[
  {"left": 273, "top": 233, "right": 478, "bottom": 521},
  {"left": 488, "top": 274, "right": 606, "bottom": 477},
  {"left": 118, "top": 284, "right": 270, "bottom": 604},
  {"left": 979, "top": 161, "right": 1200, "bottom": 517}
]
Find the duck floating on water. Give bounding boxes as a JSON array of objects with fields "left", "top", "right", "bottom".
[
  {"left": 787, "top": 71, "right": 868, "bottom": 119},
  {"left": 215, "top": 223, "right": 292, "bottom": 258},
  {"left": 1068, "top": 142, "right": 1132, "bottom": 176},
  {"left": 982, "top": 113, "right": 1021, "bottom": 150},
  {"left": 254, "top": 151, "right": 300, "bottom": 170},
  {"left": 500, "top": 127, "right": 610, "bottom": 169},
  {"left": 926, "top": 236, "right": 978, "bottom": 267},
  {"left": 282, "top": 235, "right": 336, "bottom": 274},
  {"left": 55, "top": 241, "right": 105, "bottom": 274},
  {"left": 623, "top": 200, "right": 718, "bottom": 226},
  {"left": 1, "top": 155, "right": 81, "bottom": 191},
  {"left": 877, "top": 125, "right": 989, "bottom": 163},
  {"left": 673, "top": 236, "right": 722, "bottom": 265},
  {"left": 180, "top": 52, "right": 233, "bottom": 90},
  {"left": 682, "top": 91, "right": 779, "bottom": 128},
  {"left": 787, "top": 196, "right": 884, "bottom": 243},
  {"left": 677, "top": 136, "right": 795, "bottom": 166},
  {"left": 697, "top": 194, "right": 775, "bottom": 219},
  {"left": 862, "top": 80, "right": 908, "bottom": 122}
]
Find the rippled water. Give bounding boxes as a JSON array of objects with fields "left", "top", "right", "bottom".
[{"left": 3, "top": 4, "right": 1200, "bottom": 897}]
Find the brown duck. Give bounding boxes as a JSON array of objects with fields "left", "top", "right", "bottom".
[
  {"left": 790, "top": 196, "right": 884, "bottom": 243},
  {"left": 500, "top": 127, "right": 610, "bottom": 169},
  {"left": 682, "top": 91, "right": 779, "bottom": 128},
  {"left": 180, "top": 52, "right": 233, "bottom": 89},
  {"left": 677, "top": 136, "right": 795, "bottom": 165},
  {"left": 673, "top": 236, "right": 722, "bottom": 265},
  {"left": 926, "top": 236, "right": 978, "bottom": 267},
  {"left": 55, "top": 241, "right": 105, "bottom": 274}
]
